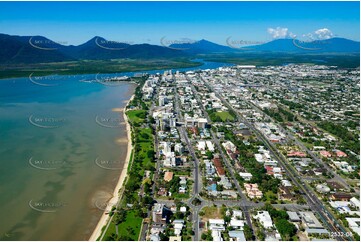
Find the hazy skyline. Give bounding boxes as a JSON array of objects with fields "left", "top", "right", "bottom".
[{"left": 0, "top": 1, "right": 359, "bottom": 46}]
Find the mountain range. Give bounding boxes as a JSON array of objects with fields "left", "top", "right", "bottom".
[
  {"left": 170, "top": 37, "right": 360, "bottom": 53},
  {"left": 0, "top": 34, "right": 185, "bottom": 64},
  {"left": 0, "top": 33, "right": 359, "bottom": 64}
]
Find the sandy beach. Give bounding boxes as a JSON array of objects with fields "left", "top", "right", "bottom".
[{"left": 89, "top": 95, "right": 134, "bottom": 241}]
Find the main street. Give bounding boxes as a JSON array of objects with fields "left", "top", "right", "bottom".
[
  {"left": 174, "top": 75, "right": 260, "bottom": 240},
  {"left": 174, "top": 81, "right": 202, "bottom": 240},
  {"left": 189, "top": 75, "right": 259, "bottom": 231}
]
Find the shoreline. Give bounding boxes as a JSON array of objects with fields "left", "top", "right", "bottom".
[
  {"left": 89, "top": 94, "right": 134, "bottom": 241},
  {"left": 0, "top": 61, "right": 203, "bottom": 80}
]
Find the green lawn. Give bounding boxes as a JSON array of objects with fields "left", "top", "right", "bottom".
[
  {"left": 102, "top": 221, "right": 116, "bottom": 241},
  {"left": 102, "top": 210, "right": 142, "bottom": 241},
  {"left": 117, "top": 211, "right": 143, "bottom": 240},
  {"left": 134, "top": 127, "right": 154, "bottom": 171},
  {"left": 214, "top": 111, "right": 235, "bottom": 122},
  {"left": 201, "top": 206, "right": 222, "bottom": 220},
  {"left": 126, "top": 110, "right": 147, "bottom": 125}
]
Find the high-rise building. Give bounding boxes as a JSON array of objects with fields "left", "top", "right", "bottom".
[
  {"left": 159, "top": 96, "right": 166, "bottom": 106},
  {"left": 169, "top": 118, "right": 177, "bottom": 128}
]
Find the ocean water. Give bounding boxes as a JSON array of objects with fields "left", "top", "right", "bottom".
[{"left": 0, "top": 76, "right": 136, "bottom": 240}]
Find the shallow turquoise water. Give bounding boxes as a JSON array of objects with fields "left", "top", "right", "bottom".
[{"left": 0, "top": 76, "right": 135, "bottom": 240}]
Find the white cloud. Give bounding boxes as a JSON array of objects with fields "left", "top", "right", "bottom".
[
  {"left": 289, "top": 32, "right": 297, "bottom": 38},
  {"left": 303, "top": 28, "right": 334, "bottom": 40},
  {"left": 314, "top": 28, "right": 334, "bottom": 40},
  {"left": 267, "top": 27, "right": 296, "bottom": 39}
]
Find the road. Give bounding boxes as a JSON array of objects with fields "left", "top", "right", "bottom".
[
  {"left": 175, "top": 76, "right": 259, "bottom": 240},
  {"left": 208, "top": 82, "right": 352, "bottom": 241},
  {"left": 189, "top": 76, "right": 257, "bottom": 232},
  {"left": 174, "top": 80, "right": 202, "bottom": 240},
  {"left": 247, "top": 97, "right": 355, "bottom": 193}
]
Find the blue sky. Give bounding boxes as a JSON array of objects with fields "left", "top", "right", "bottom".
[{"left": 0, "top": 1, "right": 359, "bottom": 46}]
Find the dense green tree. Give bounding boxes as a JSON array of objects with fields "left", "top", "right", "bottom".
[
  {"left": 243, "top": 224, "right": 254, "bottom": 241},
  {"left": 275, "top": 219, "right": 297, "bottom": 240},
  {"left": 114, "top": 210, "right": 127, "bottom": 225}
]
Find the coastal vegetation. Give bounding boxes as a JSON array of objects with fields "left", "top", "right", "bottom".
[
  {"left": 0, "top": 58, "right": 200, "bottom": 79},
  {"left": 102, "top": 76, "right": 155, "bottom": 241},
  {"left": 126, "top": 110, "right": 147, "bottom": 126}
]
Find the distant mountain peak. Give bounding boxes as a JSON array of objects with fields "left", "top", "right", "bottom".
[
  {"left": 169, "top": 38, "right": 235, "bottom": 53},
  {"left": 198, "top": 39, "right": 209, "bottom": 43},
  {"left": 247, "top": 37, "right": 360, "bottom": 53}
]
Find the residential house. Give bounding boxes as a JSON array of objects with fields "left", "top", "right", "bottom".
[
  {"left": 153, "top": 203, "right": 168, "bottom": 224},
  {"left": 244, "top": 183, "right": 263, "bottom": 199},
  {"left": 330, "top": 193, "right": 353, "bottom": 201},
  {"left": 239, "top": 172, "right": 253, "bottom": 181},
  {"left": 173, "top": 219, "right": 184, "bottom": 236},
  {"left": 253, "top": 211, "right": 273, "bottom": 229},
  {"left": 164, "top": 172, "right": 174, "bottom": 182}
]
